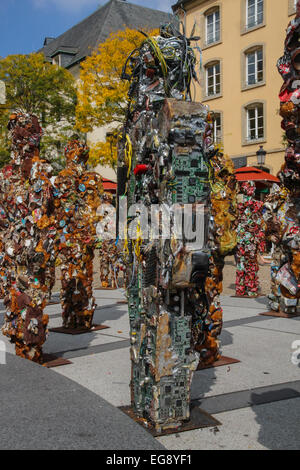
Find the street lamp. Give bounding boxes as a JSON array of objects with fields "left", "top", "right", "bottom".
[{"left": 256, "top": 145, "right": 267, "bottom": 167}]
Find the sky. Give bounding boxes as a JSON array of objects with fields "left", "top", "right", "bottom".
[{"left": 0, "top": 0, "right": 173, "bottom": 57}]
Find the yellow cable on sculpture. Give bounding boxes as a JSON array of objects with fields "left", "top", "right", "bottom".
[
  {"left": 134, "top": 220, "right": 142, "bottom": 260},
  {"left": 147, "top": 38, "right": 168, "bottom": 78},
  {"left": 125, "top": 134, "right": 132, "bottom": 178}
]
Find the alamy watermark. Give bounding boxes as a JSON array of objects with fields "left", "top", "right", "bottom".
[{"left": 96, "top": 198, "right": 207, "bottom": 249}]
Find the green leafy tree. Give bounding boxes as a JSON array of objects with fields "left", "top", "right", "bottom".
[{"left": 0, "top": 53, "right": 78, "bottom": 169}]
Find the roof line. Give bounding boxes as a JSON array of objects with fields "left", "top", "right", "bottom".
[
  {"left": 114, "top": 0, "right": 173, "bottom": 15},
  {"left": 94, "top": 0, "right": 115, "bottom": 51},
  {"left": 38, "top": 0, "right": 112, "bottom": 54}
]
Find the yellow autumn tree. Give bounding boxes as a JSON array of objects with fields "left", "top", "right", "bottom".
[{"left": 76, "top": 27, "right": 158, "bottom": 169}]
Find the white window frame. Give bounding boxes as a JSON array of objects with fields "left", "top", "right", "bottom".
[
  {"left": 246, "top": 48, "right": 263, "bottom": 85},
  {"left": 52, "top": 55, "right": 61, "bottom": 67},
  {"left": 246, "top": 0, "right": 264, "bottom": 29},
  {"left": 206, "top": 62, "right": 220, "bottom": 96},
  {"left": 213, "top": 113, "right": 222, "bottom": 144},
  {"left": 206, "top": 9, "right": 220, "bottom": 45},
  {"left": 246, "top": 104, "right": 264, "bottom": 141}
]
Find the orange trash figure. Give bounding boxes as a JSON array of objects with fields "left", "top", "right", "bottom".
[{"left": 54, "top": 138, "right": 103, "bottom": 329}]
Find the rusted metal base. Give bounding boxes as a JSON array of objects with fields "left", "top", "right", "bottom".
[
  {"left": 197, "top": 355, "right": 240, "bottom": 371},
  {"left": 231, "top": 294, "right": 263, "bottom": 298},
  {"left": 117, "top": 300, "right": 128, "bottom": 305},
  {"left": 260, "top": 311, "right": 300, "bottom": 319},
  {"left": 95, "top": 287, "right": 117, "bottom": 290},
  {"left": 49, "top": 324, "right": 110, "bottom": 335},
  {"left": 119, "top": 404, "right": 221, "bottom": 437},
  {"left": 42, "top": 354, "right": 72, "bottom": 368}
]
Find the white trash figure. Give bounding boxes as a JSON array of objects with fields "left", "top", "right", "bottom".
[{"left": 0, "top": 340, "right": 6, "bottom": 364}]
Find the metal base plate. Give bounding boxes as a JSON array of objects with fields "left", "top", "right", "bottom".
[
  {"left": 197, "top": 355, "right": 240, "bottom": 371},
  {"left": 117, "top": 300, "right": 128, "bottom": 305},
  {"left": 42, "top": 354, "right": 72, "bottom": 368},
  {"left": 260, "top": 311, "right": 300, "bottom": 319},
  {"left": 49, "top": 324, "right": 110, "bottom": 335},
  {"left": 118, "top": 404, "right": 221, "bottom": 437},
  {"left": 95, "top": 287, "right": 117, "bottom": 291},
  {"left": 231, "top": 294, "right": 263, "bottom": 298}
]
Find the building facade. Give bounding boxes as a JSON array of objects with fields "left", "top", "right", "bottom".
[{"left": 172, "top": 0, "right": 297, "bottom": 175}]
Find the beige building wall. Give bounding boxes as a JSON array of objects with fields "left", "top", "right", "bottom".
[
  {"left": 69, "top": 63, "right": 117, "bottom": 182},
  {"left": 176, "top": 0, "right": 296, "bottom": 175}
]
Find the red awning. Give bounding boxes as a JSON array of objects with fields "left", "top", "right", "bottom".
[
  {"left": 101, "top": 177, "right": 117, "bottom": 192},
  {"left": 234, "top": 167, "right": 280, "bottom": 183}
]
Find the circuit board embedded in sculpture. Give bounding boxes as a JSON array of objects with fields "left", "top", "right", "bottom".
[
  {"left": 263, "top": 9, "right": 300, "bottom": 314},
  {"left": 0, "top": 113, "right": 56, "bottom": 362},
  {"left": 118, "top": 25, "right": 237, "bottom": 431},
  {"left": 54, "top": 139, "right": 103, "bottom": 329},
  {"left": 235, "top": 182, "right": 265, "bottom": 297}
]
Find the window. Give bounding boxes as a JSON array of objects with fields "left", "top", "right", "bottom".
[
  {"left": 52, "top": 55, "right": 60, "bottom": 66},
  {"left": 246, "top": 48, "right": 263, "bottom": 85},
  {"left": 246, "top": 103, "right": 264, "bottom": 141},
  {"left": 206, "top": 62, "right": 221, "bottom": 96},
  {"left": 206, "top": 8, "right": 220, "bottom": 45},
  {"left": 246, "top": 0, "right": 263, "bottom": 29},
  {"left": 213, "top": 113, "right": 222, "bottom": 144}
]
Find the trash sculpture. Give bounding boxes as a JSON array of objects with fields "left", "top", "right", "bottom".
[
  {"left": 54, "top": 138, "right": 103, "bottom": 329},
  {"left": 207, "top": 152, "right": 238, "bottom": 357},
  {"left": 0, "top": 113, "right": 56, "bottom": 362},
  {"left": 118, "top": 24, "right": 237, "bottom": 431},
  {"left": 235, "top": 181, "right": 265, "bottom": 297},
  {"left": 263, "top": 8, "right": 300, "bottom": 314},
  {"left": 98, "top": 192, "right": 122, "bottom": 289}
]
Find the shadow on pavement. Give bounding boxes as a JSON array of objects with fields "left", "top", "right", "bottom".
[{"left": 252, "top": 390, "right": 300, "bottom": 450}]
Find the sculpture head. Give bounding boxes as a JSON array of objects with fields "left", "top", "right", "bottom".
[{"left": 64, "top": 136, "right": 89, "bottom": 166}]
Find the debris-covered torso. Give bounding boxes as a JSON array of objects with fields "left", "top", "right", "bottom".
[
  {"left": 54, "top": 140, "right": 103, "bottom": 254},
  {"left": 0, "top": 114, "right": 56, "bottom": 271}
]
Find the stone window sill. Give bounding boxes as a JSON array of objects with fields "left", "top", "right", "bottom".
[
  {"left": 241, "top": 23, "right": 265, "bottom": 36},
  {"left": 202, "top": 39, "right": 222, "bottom": 51},
  {"left": 202, "top": 93, "right": 222, "bottom": 103},
  {"left": 242, "top": 138, "right": 266, "bottom": 147},
  {"left": 242, "top": 81, "right": 266, "bottom": 92}
]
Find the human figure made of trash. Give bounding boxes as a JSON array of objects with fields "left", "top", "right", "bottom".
[
  {"left": 54, "top": 138, "right": 103, "bottom": 329},
  {"left": 0, "top": 113, "right": 56, "bottom": 362},
  {"left": 235, "top": 181, "right": 265, "bottom": 297},
  {"left": 263, "top": 5, "right": 300, "bottom": 313},
  {"left": 203, "top": 151, "right": 238, "bottom": 363},
  {"left": 119, "top": 23, "right": 238, "bottom": 430},
  {"left": 97, "top": 191, "right": 126, "bottom": 289}
]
